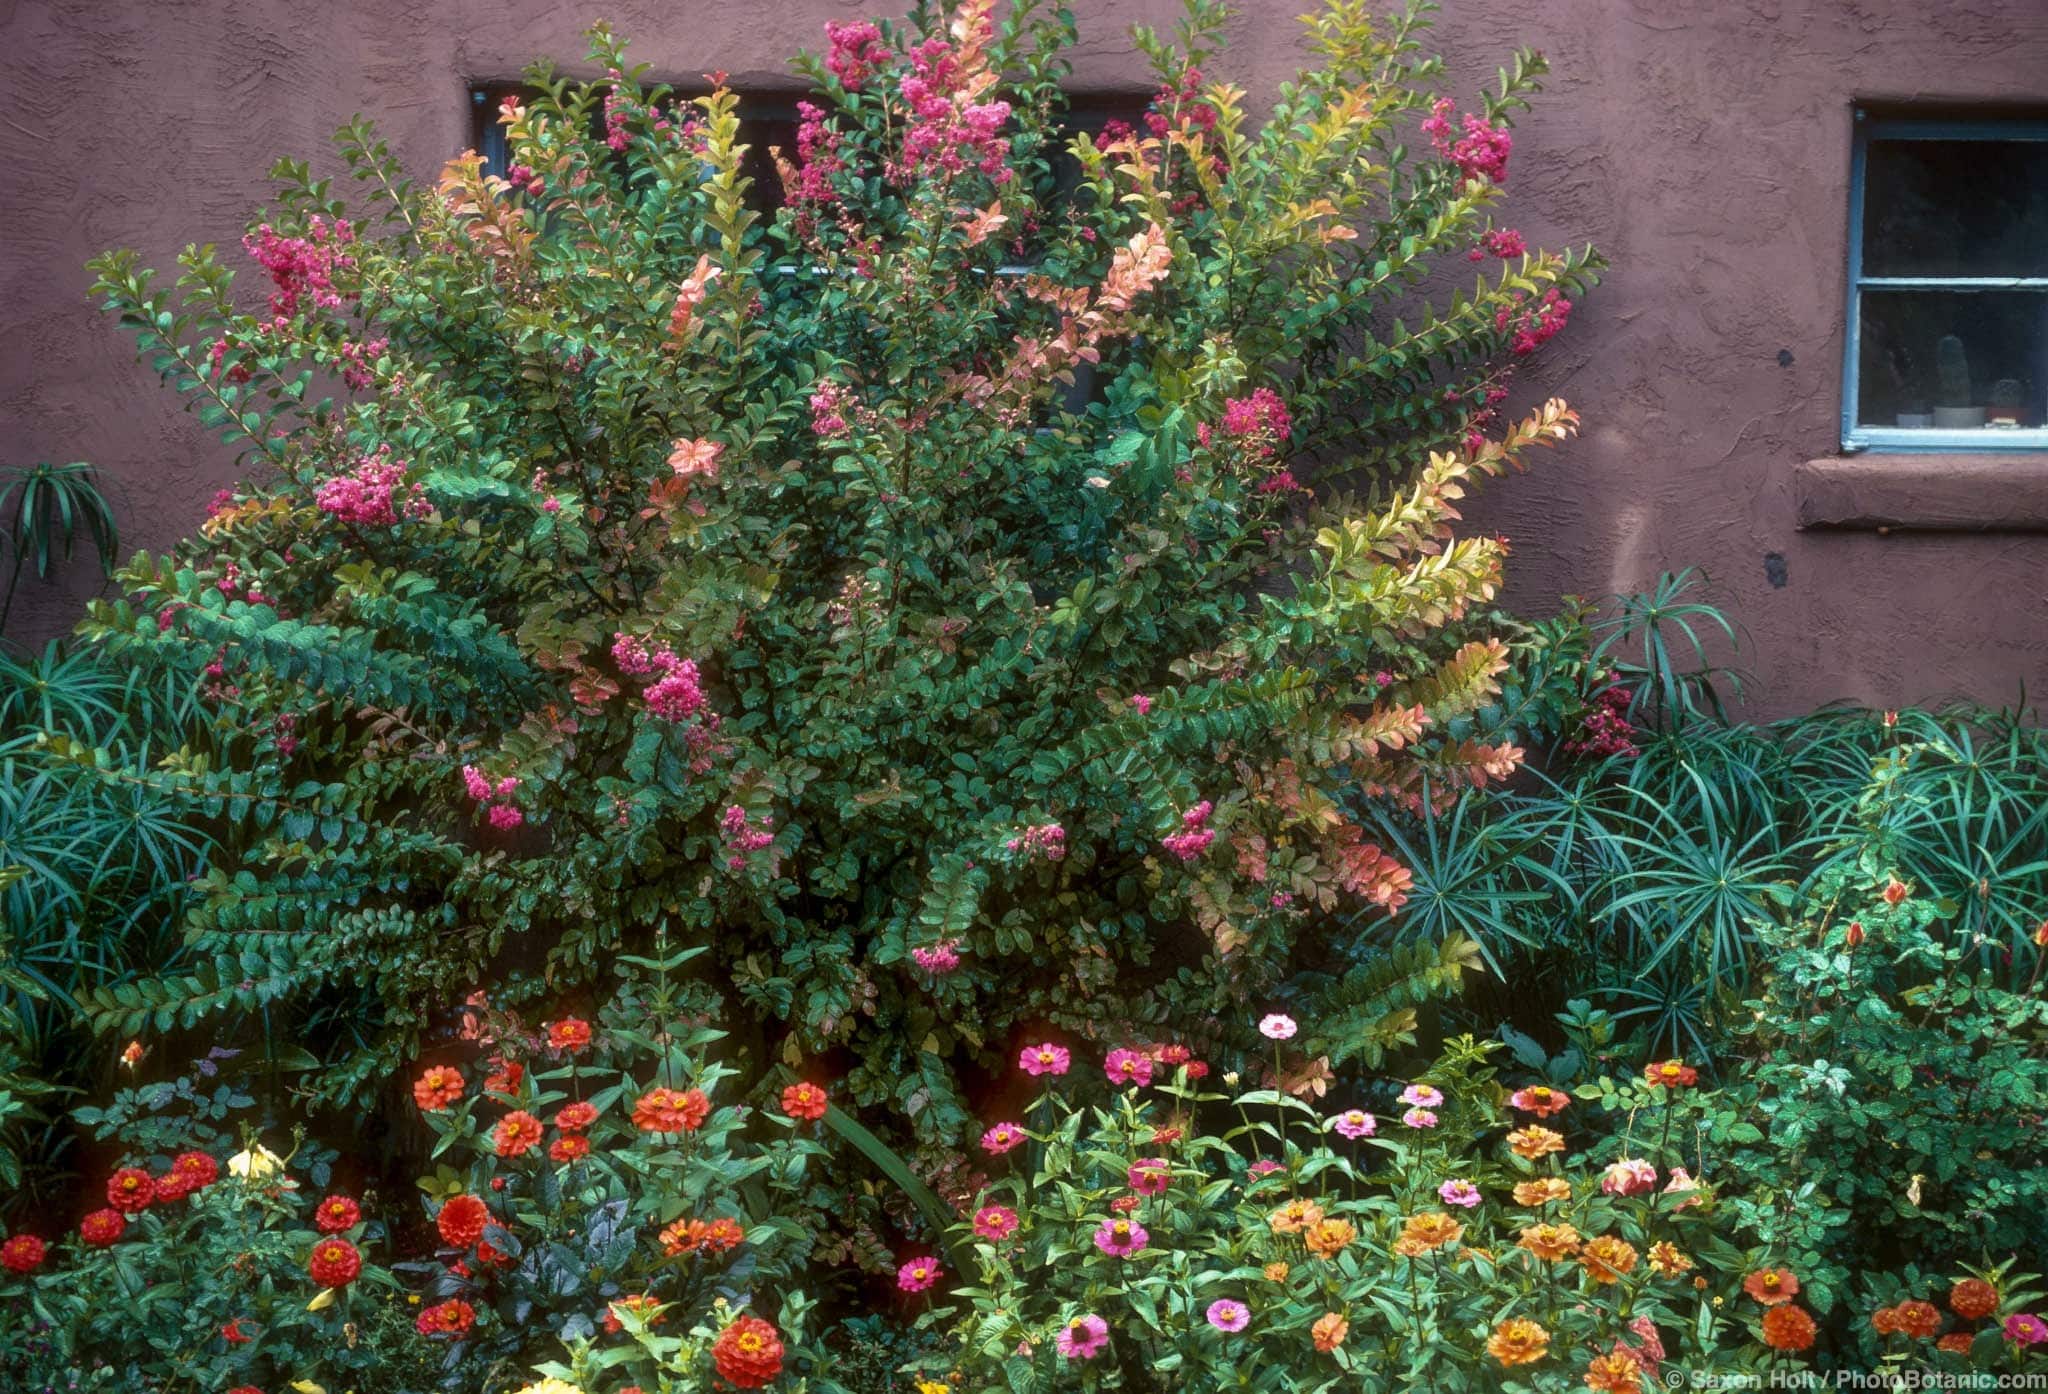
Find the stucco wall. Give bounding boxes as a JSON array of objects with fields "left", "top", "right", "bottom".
[{"left": 3, "top": 0, "right": 2045, "bottom": 716}]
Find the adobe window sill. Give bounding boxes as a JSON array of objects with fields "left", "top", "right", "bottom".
[{"left": 1796, "top": 454, "right": 2048, "bottom": 533}]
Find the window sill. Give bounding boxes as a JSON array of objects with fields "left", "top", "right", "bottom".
[{"left": 1795, "top": 454, "right": 2048, "bottom": 532}]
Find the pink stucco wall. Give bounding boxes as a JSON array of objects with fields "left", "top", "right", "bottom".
[{"left": 3, "top": 1, "right": 2045, "bottom": 715}]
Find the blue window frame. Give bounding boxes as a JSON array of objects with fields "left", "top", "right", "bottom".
[{"left": 1843, "top": 113, "right": 2048, "bottom": 452}]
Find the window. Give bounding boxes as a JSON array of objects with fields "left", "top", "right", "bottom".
[{"left": 1844, "top": 113, "right": 2048, "bottom": 451}]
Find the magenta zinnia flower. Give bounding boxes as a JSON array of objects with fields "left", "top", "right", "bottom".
[
  {"left": 1399, "top": 1083, "right": 1443, "bottom": 1108},
  {"left": 1056, "top": 1313, "right": 1110, "bottom": 1359},
  {"left": 896, "top": 1256, "right": 941, "bottom": 1292},
  {"left": 1330, "top": 1109, "right": 1376, "bottom": 1139},
  {"left": 1093, "top": 1217, "right": 1147, "bottom": 1257},
  {"left": 1205, "top": 1299, "right": 1249, "bottom": 1333},
  {"left": 1127, "top": 1158, "right": 1171, "bottom": 1195},
  {"left": 1438, "top": 1178, "right": 1481, "bottom": 1208},
  {"left": 1104, "top": 1048, "right": 1153, "bottom": 1088},
  {"left": 973, "top": 1204, "right": 1019, "bottom": 1241},
  {"left": 2006, "top": 1313, "right": 2048, "bottom": 1346},
  {"left": 980, "top": 1122, "right": 1026, "bottom": 1155},
  {"left": 1258, "top": 1013, "right": 1297, "bottom": 1041},
  {"left": 1019, "top": 1042, "right": 1071, "bottom": 1077}
]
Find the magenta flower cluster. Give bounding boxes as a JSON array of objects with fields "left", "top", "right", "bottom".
[
  {"left": 824, "top": 20, "right": 891, "bottom": 92},
  {"left": 242, "top": 215, "right": 354, "bottom": 323},
  {"left": 315, "top": 446, "right": 420, "bottom": 527},
  {"left": 1423, "top": 97, "right": 1513, "bottom": 185},
  {"left": 1004, "top": 822, "right": 1066, "bottom": 862},
  {"left": 461, "top": 765, "right": 524, "bottom": 830},
  {"left": 895, "top": 36, "right": 1012, "bottom": 185},
  {"left": 1160, "top": 800, "right": 1215, "bottom": 862}
]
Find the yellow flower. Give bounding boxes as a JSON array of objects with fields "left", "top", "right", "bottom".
[
  {"left": 916, "top": 1383, "right": 950, "bottom": 1394},
  {"left": 1647, "top": 1241, "right": 1693, "bottom": 1277},
  {"left": 228, "top": 1143, "right": 284, "bottom": 1179},
  {"left": 513, "top": 1381, "right": 581, "bottom": 1394}
]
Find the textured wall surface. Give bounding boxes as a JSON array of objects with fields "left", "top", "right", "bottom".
[{"left": 2, "top": 0, "right": 2045, "bottom": 715}]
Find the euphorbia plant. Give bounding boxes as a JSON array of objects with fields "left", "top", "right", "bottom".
[{"left": 71, "top": 0, "right": 1596, "bottom": 1135}]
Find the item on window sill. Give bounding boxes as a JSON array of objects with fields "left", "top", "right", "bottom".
[
  {"left": 1932, "top": 334, "right": 1984, "bottom": 428},
  {"left": 1987, "top": 378, "right": 2027, "bottom": 428},
  {"left": 1895, "top": 411, "right": 1934, "bottom": 427}
]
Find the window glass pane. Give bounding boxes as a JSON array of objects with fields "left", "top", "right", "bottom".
[
  {"left": 1856, "top": 289, "right": 2046, "bottom": 428},
  {"left": 1863, "top": 138, "right": 2048, "bottom": 277}
]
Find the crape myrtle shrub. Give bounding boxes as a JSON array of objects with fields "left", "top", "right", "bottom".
[{"left": 71, "top": 0, "right": 1597, "bottom": 1139}]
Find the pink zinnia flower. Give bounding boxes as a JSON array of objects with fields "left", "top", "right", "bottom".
[
  {"left": 980, "top": 1122, "right": 1026, "bottom": 1155},
  {"left": 1205, "top": 1299, "right": 1249, "bottom": 1333},
  {"left": 1330, "top": 1109, "right": 1376, "bottom": 1139},
  {"left": 1258, "top": 1013, "right": 1297, "bottom": 1041},
  {"left": 1104, "top": 1048, "right": 1153, "bottom": 1088},
  {"left": 1399, "top": 1084, "right": 1442, "bottom": 1108},
  {"left": 1127, "top": 1159, "right": 1171, "bottom": 1195},
  {"left": 1662, "top": 1166, "right": 1702, "bottom": 1211},
  {"left": 1055, "top": 1313, "right": 1110, "bottom": 1359},
  {"left": 1401, "top": 1107, "right": 1438, "bottom": 1129},
  {"left": 896, "top": 1256, "right": 941, "bottom": 1292},
  {"left": 1438, "top": 1179, "right": 1481, "bottom": 1208},
  {"left": 1601, "top": 1158, "right": 1658, "bottom": 1197},
  {"left": 2005, "top": 1314, "right": 2047, "bottom": 1347},
  {"left": 1247, "top": 1159, "right": 1283, "bottom": 1179},
  {"left": 1093, "top": 1217, "right": 1147, "bottom": 1257},
  {"left": 1019, "top": 1042, "right": 1071, "bottom": 1077},
  {"left": 973, "top": 1205, "right": 1018, "bottom": 1242}
]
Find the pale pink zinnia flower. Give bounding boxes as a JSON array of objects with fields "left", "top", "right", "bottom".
[
  {"left": 1258, "top": 1013, "right": 1297, "bottom": 1041},
  {"left": 1330, "top": 1109, "right": 1376, "bottom": 1139},
  {"left": 1205, "top": 1299, "right": 1249, "bottom": 1332},
  {"left": 1401, "top": 1107, "right": 1438, "bottom": 1129},
  {"left": 1600, "top": 1158, "right": 1658, "bottom": 1197},
  {"left": 1399, "top": 1083, "right": 1442, "bottom": 1108},
  {"left": 1019, "top": 1042, "right": 1071, "bottom": 1077}
]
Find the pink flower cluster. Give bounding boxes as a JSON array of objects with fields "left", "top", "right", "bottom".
[
  {"left": 1497, "top": 287, "right": 1572, "bottom": 356},
  {"left": 1145, "top": 66, "right": 1218, "bottom": 140},
  {"left": 911, "top": 939, "right": 962, "bottom": 974},
  {"left": 824, "top": 20, "right": 891, "bottom": 91},
  {"left": 315, "top": 446, "right": 422, "bottom": 526},
  {"left": 785, "top": 101, "right": 845, "bottom": 209},
  {"left": 337, "top": 337, "right": 388, "bottom": 392},
  {"left": 1197, "top": 388, "right": 1293, "bottom": 460},
  {"left": 206, "top": 338, "right": 253, "bottom": 385},
  {"left": 1160, "top": 801, "right": 1215, "bottom": 862},
  {"left": 1564, "top": 683, "right": 1640, "bottom": 760},
  {"left": 1469, "top": 227, "right": 1527, "bottom": 262},
  {"left": 1004, "top": 822, "right": 1066, "bottom": 862},
  {"left": 611, "top": 633, "right": 708, "bottom": 723},
  {"left": 243, "top": 216, "right": 356, "bottom": 324},
  {"left": 1422, "top": 98, "right": 1513, "bottom": 185},
  {"left": 461, "top": 765, "right": 524, "bottom": 830},
  {"left": 720, "top": 804, "right": 775, "bottom": 869},
  {"left": 895, "top": 36, "right": 1012, "bottom": 185},
  {"left": 809, "top": 381, "right": 852, "bottom": 438}
]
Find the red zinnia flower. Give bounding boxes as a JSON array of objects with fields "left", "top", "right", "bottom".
[
  {"left": 710, "top": 1314, "right": 785, "bottom": 1389},
  {"left": 152, "top": 1167, "right": 197, "bottom": 1203},
  {"left": 545, "top": 1017, "right": 592, "bottom": 1053},
  {"left": 226, "top": 1387, "right": 265, "bottom": 1394},
  {"left": 437, "top": 1194, "right": 490, "bottom": 1249},
  {"left": 221, "top": 1317, "right": 252, "bottom": 1345},
  {"left": 78, "top": 1209, "right": 126, "bottom": 1247},
  {"left": 482, "top": 1057, "right": 523, "bottom": 1094},
  {"left": 554, "top": 1101, "right": 598, "bottom": 1131},
  {"left": 1951, "top": 1278, "right": 1999, "bottom": 1320},
  {"left": 1894, "top": 1300, "right": 1942, "bottom": 1339},
  {"left": 1, "top": 1234, "right": 46, "bottom": 1274},
  {"left": 308, "top": 1237, "right": 362, "bottom": 1288},
  {"left": 106, "top": 1168, "right": 156, "bottom": 1213},
  {"left": 780, "top": 1082, "right": 828, "bottom": 1121},
  {"left": 632, "top": 1086, "right": 710, "bottom": 1134},
  {"left": 413, "top": 1065, "right": 464, "bottom": 1112},
  {"left": 173, "top": 1150, "right": 221, "bottom": 1187},
  {"left": 1761, "top": 1304, "right": 1818, "bottom": 1352},
  {"left": 415, "top": 1297, "right": 476, "bottom": 1338},
  {"left": 315, "top": 1195, "right": 362, "bottom": 1233},
  {"left": 549, "top": 1134, "right": 591, "bottom": 1163},
  {"left": 493, "top": 1109, "right": 543, "bottom": 1158},
  {"left": 1743, "top": 1268, "right": 1800, "bottom": 1306}
]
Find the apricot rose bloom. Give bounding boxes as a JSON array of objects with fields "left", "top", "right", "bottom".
[
  {"left": 1310, "top": 1311, "right": 1348, "bottom": 1352},
  {"left": 1578, "top": 1235, "right": 1639, "bottom": 1284},
  {"left": 1487, "top": 1317, "right": 1550, "bottom": 1367}
]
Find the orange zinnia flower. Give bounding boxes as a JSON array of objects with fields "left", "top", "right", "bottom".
[
  {"left": 1507, "top": 1125, "right": 1566, "bottom": 1159},
  {"left": 1761, "top": 1304, "right": 1818, "bottom": 1352},
  {"left": 1643, "top": 1058, "right": 1697, "bottom": 1090},
  {"left": 1488, "top": 1317, "right": 1550, "bottom": 1367},
  {"left": 1872, "top": 1305, "right": 1904, "bottom": 1336},
  {"left": 633, "top": 1086, "right": 711, "bottom": 1134},
  {"left": 1509, "top": 1085, "right": 1569, "bottom": 1117},
  {"left": 1743, "top": 1267, "right": 1799, "bottom": 1305},
  {"left": 1582, "top": 1350, "right": 1646, "bottom": 1392},
  {"left": 1517, "top": 1223, "right": 1581, "bottom": 1262},
  {"left": 1513, "top": 1178, "right": 1572, "bottom": 1207},
  {"left": 1950, "top": 1278, "right": 1998, "bottom": 1320},
  {"left": 493, "top": 1109, "right": 543, "bottom": 1158},
  {"left": 413, "top": 1065, "right": 464, "bottom": 1112},
  {"left": 1303, "top": 1217, "right": 1356, "bottom": 1259},
  {"left": 1311, "top": 1311, "right": 1348, "bottom": 1352},
  {"left": 1263, "top": 1261, "right": 1290, "bottom": 1282},
  {"left": 1894, "top": 1300, "right": 1941, "bottom": 1339},
  {"left": 1647, "top": 1241, "right": 1694, "bottom": 1277},
  {"left": 1936, "top": 1333, "right": 1974, "bottom": 1354},
  {"left": 1397, "top": 1212, "right": 1463, "bottom": 1254},
  {"left": 1578, "top": 1235, "right": 1639, "bottom": 1284},
  {"left": 1267, "top": 1199, "right": 1326, "bottom": 1235}
]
